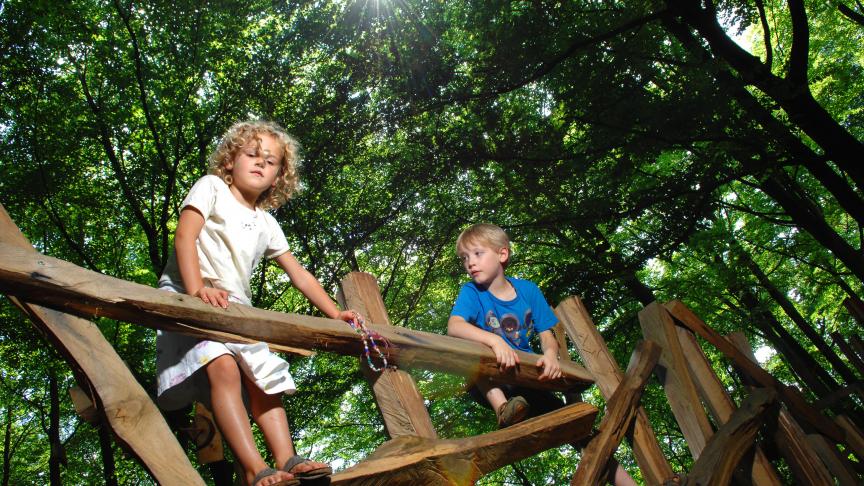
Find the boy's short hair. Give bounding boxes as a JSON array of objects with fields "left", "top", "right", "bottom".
[
  {"left": 456, "top": 223, "right": 511, "bottom": 268},
  {"left": 209, "top": 120, "right": 301, "bottom": 210}
]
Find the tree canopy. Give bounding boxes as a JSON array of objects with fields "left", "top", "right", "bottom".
[{"left": 1, "top": 0, "right": 862, "bottom": 483}]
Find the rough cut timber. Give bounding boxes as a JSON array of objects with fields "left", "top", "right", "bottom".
[
  {"left": 330, "top": 402, "right": 598, "bottom": 485},
  {"left": 338, "top": 271, "right": 437, "bottom": 439},
  {"left": 663, "top": 300, "right": 847, "bottom": 445},
  {"left": 669, "top": 307, "right": 782, "bottom": 486},
  {"left": 555, "top": 296, "right": 674, "bottom": 485},
  {"left": 0, "top": 205, "right": 204, "bottom": 485},
  {"left": 571, "top": 340, "right": 660, "bottom": 486},
  {"left": 682, "top": 388, "right": 778, "bottom": 486},
  {"left": 0, "top": 242, "right": 594, "bottom": 392}
]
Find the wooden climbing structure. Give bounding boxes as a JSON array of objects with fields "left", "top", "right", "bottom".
[{"left": 2, "top": 202, "right": 864, "bottom": 485}]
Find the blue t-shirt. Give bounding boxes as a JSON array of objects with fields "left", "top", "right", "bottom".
[{"left": 450, "top": 277, "right": 558, "bottom": 353}]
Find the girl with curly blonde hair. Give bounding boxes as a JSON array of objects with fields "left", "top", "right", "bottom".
[{"left": 156, "top": 120, "right": 360, "bottom": 486}]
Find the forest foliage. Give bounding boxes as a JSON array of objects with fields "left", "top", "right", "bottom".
[{"left": 1, "top": 0, "right": 862, "bottom": 484}]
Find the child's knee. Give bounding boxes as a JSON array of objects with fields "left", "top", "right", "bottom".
[{"left": 205, "top": 354, "right": 240, "bottom": 383}]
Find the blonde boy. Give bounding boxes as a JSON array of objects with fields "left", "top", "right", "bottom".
[{"left": 447, "top": 223, "right": 563, "bottom": 427}]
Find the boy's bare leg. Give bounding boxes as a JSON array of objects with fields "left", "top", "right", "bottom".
[
  {"left": 476, "top": 379, "right": 507, "bottom": 411},
  {"left": 206, "top": 355, "right": 292, "bottom": 485}
]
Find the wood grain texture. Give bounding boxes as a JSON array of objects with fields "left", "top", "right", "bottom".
[{"left": 0, "top": 243, "right": 593, "bottom": 391}]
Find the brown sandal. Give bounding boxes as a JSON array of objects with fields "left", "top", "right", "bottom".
[
  {"left": 282, "top": 455, "right": 332, "bottom": 481},
  {"left": 497, "top": 395, "right": 530, "bottom": 428}
]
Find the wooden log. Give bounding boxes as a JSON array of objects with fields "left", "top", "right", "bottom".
[
  {"left": 69, "top": 386, "right": 99, "bottom": 424},
  {"left": 726, "top": 332, "right": 834, "bottom": 485},
  {"left": 664, "top": 300, "right": 846, "bottom": 445},
  {"left": 0, "top": 243, "right": 593, "bottom": 392},
  {"left": 330, "top": 402, "right": 598, "bottom": 485},
  {"left": 850, "top": 335, "right": 864, "bottom": 363},
  {"left": 843, "top": 297, "right": 864, "bottom": 326},
  {"left": 682, "top": 388, "right": 778, "bottom": 486},
  {"left": 805, "top": 433, "right": 859, "bottom": 486},
  {"left": 638, "top": 302, "right": 714, "bottom": 459},
  {"left": 835, "top": 414, "right": 864, "bottom": 461},
  {"left": 555, "top": 297, "right": 674, "bottom": 485},
  {"left": 832, "top": 332, "right": 864, "bottom": 377},
  {"left": 0, "top": 205, "right": 204, "bottom": 485},
  {"left": 671, "top": 312, "right": 781, "bottom": 485},
  {"left": 571, "top": 341, "right": 661, "bottom": 486},
  {"left": 338, "top": 271, "right": 437, "bottom": 439}
]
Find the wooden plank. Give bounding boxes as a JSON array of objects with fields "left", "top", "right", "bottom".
[
  {"left": 835, "top": 414, "right": 864, "bottom": 460},
  {"left": 726, "top": 332, "right": 834, "bottom": 485},
  {"left": 849, "top": 335, "right": 864, "bottom": 363},
  {"left": 805, "top": 433, "right": 859, "bottom": 486},
  {"left": 682, "top": 388, "right": 777, "bottom": 486},
  {"left": 331, "top": 402, "right": 598, "bottom": 485},
  {"left": 669, "top": 307, "right": 781, "bottom": 486},
  {"left": 638, "top": 302, "right": 714, "bottom": 459},
  {"left": 832, "top": 332, "right": 864, "bottom": 377},
  {"left": 843, "top": 297, "right": 864, "bottom": 326},
  {"left": 555, "top": 296, "right": 673, "bottom": 485},
  {"left": 664, "top": 300, "right": 846, "bottom": 445},
  {"left": 0, "top": 243, "right": 594, "bottom": 392},
  {"left": 338, "top": 271, "right": 437, "bottom": 439},
  {"left": 571, "top": 341, "right": 661, "bottom": 486},
  {"left": 0, "top": 205, "right": 204, "bottom": 485}
]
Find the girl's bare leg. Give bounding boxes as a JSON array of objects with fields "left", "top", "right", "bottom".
[
  {"left": 244, "top": 375, "right": 329, "bottom": 475},
  {"left": 206, "top": 355, "right": 292, "bottom": 486}
]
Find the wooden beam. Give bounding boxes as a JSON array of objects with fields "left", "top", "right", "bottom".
[
  {"left": 555, "top": 296, "right": 674, "bottom": 485},
  {"left": 832, "top": 332, "right": 864, "bottom": 377},
  {"left": 0, "top": 205, "right": 204, "bottom": 485},
  {"left": 638, "top": 302, "right": 714, "bottom": 459},
  {"left": 805, "top": 433, "right": 859, "bottom": 486},
  {"left": 571, "top": 341, "right": 660, "bottom": 486},
  {"left": 0, "top": 243, "right": 593, "bottom": 391},
  {"left": 330, "top": 402, "right": 598, "bottom": 485},
  {"left": 682, "top": 388, "right": 777, "bottom": 486},
  {"left": 338, "top": 271, "right": 437, "bottom": 439},
  {"left": 664, "top": 300, "right": 846, "bottom": 445},
  {"left": 843, "top": 297, "right": 864, "bottom": 326},
  {"left": 726, "top": 332, "right": 834, "bottom": 485},
  {"left": 669, "top": 307, "right": 782, "bottom": 486}
]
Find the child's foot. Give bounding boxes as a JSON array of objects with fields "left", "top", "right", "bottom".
[
  {"left": 496, "top": 396, "right": 530, "bottom": 428},
  {"left": 251, "top": 467, "right": 299, "bottom": 486},
  {"left": 282, "top": 455, "right": 332, "bottom": 481}
]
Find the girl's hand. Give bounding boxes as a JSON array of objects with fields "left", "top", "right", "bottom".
[
  {"left": 336, "top": 309, "right": 365, "bottom": 324},
  {"left": 195, "top": 287, "right": 229, "bottom": 309},
  {"left": 537, "top": 350, "right": 562, "bottom": 381},
  {"left": 490, "top": 337, "right": 520, "bottom": 372}
]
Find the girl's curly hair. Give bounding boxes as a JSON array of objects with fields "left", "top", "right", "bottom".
[{"left": 208, "top": 120, "right": 301, "bottom": 209}]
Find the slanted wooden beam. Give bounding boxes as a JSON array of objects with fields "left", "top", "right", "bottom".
[
  {"left": 0, "top": 243, "right": 593, "bottom": 391},
  {"left": 670, "top": 307, "right": 781, "bottom": 486},
  {"left": 555, "top": 296, "right": 674, "bottom": 485},
  {"left": 832, "top": 332, "right": 864, "bottom": 377},
  {"left": 664, "top": 300, "right": 846, "bottom": 445},
  {"left": 0, "top": 205, "right": 204, "bottom": 485},
  {"left": 638, "top": 302, "right": 714, "bottom": 459},
  {"left": 726, "top": 332, "right": 835, "bottom": 485},
  {"left": 571, "top": 341, "right": 660, "bottom": 486},
  {"left": 338, "top": 271, "right": 437, "bottom": 439},
  {"left": 331, "top": 402, "right": 598, "bottom": 485},
  {"left": 682, "top": 388, "right": 778, "bottom": 486}
]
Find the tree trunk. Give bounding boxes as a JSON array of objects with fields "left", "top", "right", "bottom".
[
  {"left": 736, "top": 246, "right": 858, "bottom": 384},
  {"left": 666, "top": 0, "right": 864, "bottom": 188},
  {"left": 758, "top": 172, "right": 864, "bottom": 284},
  {"left": 98, "top": 423, "right": 118, "bottom": 486},
  {"left": 48, "top": 371, "right": 62, "bottom": 486},
  {"left": 2, "top": 405, "right": 11, "bottom": 486}
]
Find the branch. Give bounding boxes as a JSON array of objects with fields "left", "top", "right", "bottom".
[{"left": 786, "top": 0, "right": 810, "bottom": 85}]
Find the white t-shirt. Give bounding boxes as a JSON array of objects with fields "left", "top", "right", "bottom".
[{"left": 158, "top": 175, "right": 290, "bottom": 304}]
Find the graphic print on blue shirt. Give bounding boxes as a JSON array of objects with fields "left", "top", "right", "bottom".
[{"left": 451, "top": 277, "right": 557, "bottom": 354}]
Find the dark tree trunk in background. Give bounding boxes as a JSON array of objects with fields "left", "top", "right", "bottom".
[
  {"left": 48, "top": 372, "right": 62, "bottom": 486},
  {"left": 98, "top": 421, "right": 117, "bottom": 486}
]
